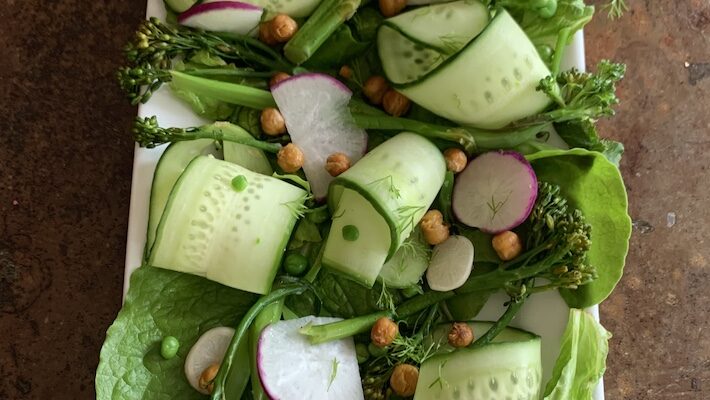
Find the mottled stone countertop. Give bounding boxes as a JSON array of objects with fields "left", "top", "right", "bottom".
[{"left": 1, "top": 0, "right": 708, "bottom": 399}]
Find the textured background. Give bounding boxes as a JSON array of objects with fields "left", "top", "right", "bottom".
[{"left": 1, "top": 0, "right": 708, "bottom": 398}]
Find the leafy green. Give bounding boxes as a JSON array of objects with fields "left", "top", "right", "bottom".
[
  {"left": 516, "top": 0, "right": 594, "bottom": 72},
  {"left": 600, "top": 139, "right": 624, "bottom": 167},
  {"left": 171, "top": 86, "right": 234, "bottom": 121},
  {"left": 527, "top": 148, "right": 631, "bottom": 308},
  {"left": 96, "top": 266, "right": 257, "bottom": 400},
  {"left": 315, "top": 271, "right": 402, "bottom": 318},
  {"left": 543, "top": 309, "right": 611, "bottom": 399},
  {"left": 306, "top": 25, "right": 371, "bottom": 68},
  {"left": 496, "top": 0, "right": 559, "bottom": 19},
  {"left": 445, "top": 263, "right": 498, "bottom": 321}
]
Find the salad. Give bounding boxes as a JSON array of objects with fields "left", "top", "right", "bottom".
[{"left": 97, "top": 0, "right": 632, "bottom": 399}]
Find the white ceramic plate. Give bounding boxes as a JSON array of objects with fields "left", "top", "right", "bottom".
[{"left": 122, "top": 1, "right": 604, "bottom": 398}]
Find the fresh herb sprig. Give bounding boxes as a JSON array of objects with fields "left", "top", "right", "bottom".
[{"left": 605, "top": 0, "right": 628, "bottom": 19}]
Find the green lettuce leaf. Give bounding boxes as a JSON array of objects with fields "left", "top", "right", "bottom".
[
  {"left": 543, "top": 309, "right": 612, "bottom": 399},
  {"left": 526, "top": 149, "right": 631, "bottom": 308},
  {"left": 96, "top": 266, "right": 257, "bottom": 400}
]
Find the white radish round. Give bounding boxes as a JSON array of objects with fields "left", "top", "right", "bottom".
[
  {"left": 271, "top": 73, "right": 368, "bottom": 200},
  {"left": 184, "top": 327, "right": 234, "bottom": 394},
  {"left": 452, "top": 151, "right": 538, "bottom": 233},
  {"left": 178, "top": 1, "right": 264, "bottom": 36},
  {"left": 257, "top": 316, "right": 364, "bottom": 400},
  {"left": 426, "top": 235, "right": 474, "bottom": 292}
]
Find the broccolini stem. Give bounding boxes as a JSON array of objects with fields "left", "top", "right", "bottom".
[
  {"left": 351, "top": 114, "right": 546, "bottom": 153},
  {"left": 134, "top": 117, "right": 283, "bottom": 153},
  {"left": 170, "top": 71, "right": 277, "bottom": 109},
  {"left": 284, "top": 0, "right": 362, "bottom": 64},
  {"left": 470, "top": 297, "right": 526, "bottom": 348},
  {"left": 300, "top": 311, "right": 392, "bottom": 344}
]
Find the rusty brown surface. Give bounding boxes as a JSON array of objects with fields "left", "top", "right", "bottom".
[{"left": 0, "top": 0, "right": 708, "bottom": 399}]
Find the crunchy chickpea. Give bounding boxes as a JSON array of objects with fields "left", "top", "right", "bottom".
[
  {"left": 444, "top": 148, "right": 467, "bottom": 173},
  {"left": 260, "top": 107, "right": 287, "bottom": 136},
  {"left": 382, "top": 89, "right": 410, "bottom": 117},
  {"left": 277, "top": 143, "right": 305, "bottom": 173},
  {"left": 198, "top": 364, "right": 220, "bottom": 394},
  {"left": 492, "top": 230, "right": 523, "bottom": 261},
  {"left": 270, "top": 14, "right": 298, "bottom": 42},
  {"left": 259, "top": 21, "right": 277, "bottom": 45},
  {"left": 363, "top": 75, "right": 389, "bottom": 105},
  {"left": 448, "top": 322, "right": 474, "bottom": 348},
  {"left": 325, "top": 152, "right": 351, "bottom": 177},
  {"left": 339, "top": 65, "right": 353, "bottom": 79},
  {"left": 390, "top": 364, "right": 419, "bottom": 397},
  {"left": 370, "top": 317, "right": 398, "bottom": 347},
  {"left": 420, "top": 210, "right": 450, "bottom": 246},
  {"left": 270, "top": 72, "right": 291, "bottom": 88},
  {"left": 379, "top": 0, "right": 407, "bottom": 17}
]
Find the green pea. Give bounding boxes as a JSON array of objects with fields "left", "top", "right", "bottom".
[
  {"left": 284, "top": 253, "right": 309, "bottom": 276},
  {"left": 355, "top": 343, "right": 370, "bottom": 364},
  {"left": 231, "top": 175, "right": 248, "bottom": 192},
  {"left": 160, "top": 336, "right": 180, "bottom": 359},
  {"left": 342, "top": 225, "right": 359, "bottom": 242},
  {"left": 368, "top": 342, "right": 388, "bottom": 358}
]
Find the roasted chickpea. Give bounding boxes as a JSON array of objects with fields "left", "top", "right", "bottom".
[
  {"left": 270, "top": 72, "right": 291, "bottom": 88},
  {"left": 259, "top": 22, "right": 277, "bottom": 45},
  {"left": 260, "top": 107, "right": 287, "bottom": 136},
  {"left": 371, "top": 317, "right": 398, "bottom": 347},
  {"left": 363, "top": 76, "right": 389, "bottom": 105},
  {"left": 382, "top": 89, "right": 411, "bottom": 117},
  {"left": 390, "top": 364, "right": 419, "bottom": 396},
  {"left": 339, "top": 65, "right": 353, "bottom": 79},
  {"left": 277, "top": 143, "right": 305, "bottom": 173},
  {"left": 444, "top": 148, "right": 467, "bottom": 173},
  {"left": 447, "top": 322, "right": 474, "bottom": 348},
  {"left": 270, "top": 14, "right": 298, "bottom": 43},
  {"left": 420, "top": 210, "right": 450, "bottom": 245},
  {"left": 379, "top": 0, "right": 407, "bottom": 17},
  {"left": 198, "top": 364, "right": 220, "bottom": 394},
  {"left": 325, "top": 152, "right": 351, "bottom": 176},
  {"left": 492, "top": 230, "right": 523, "bottom": 261}
]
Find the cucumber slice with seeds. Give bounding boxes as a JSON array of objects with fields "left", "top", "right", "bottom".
[
  {"left": 149, "top": 156, "right": 307, "bottom": 294},
  {"left": 416, "top": 321, "right": 542, "bottom": 400},
  {"left": 378, "top": 0, "right": 489, "bottom": 85},
  {"left": 397, "top": 10, "right": 553, "bottom": 128},
  {"left": 323, "top": 133, "right": 445, "bottom": 286}
]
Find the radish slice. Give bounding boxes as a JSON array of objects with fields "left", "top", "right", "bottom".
[
  {"left": 257, "top": 316, "right": 364, "bottom": 399},
  {"left": 271, "top": 73, "right": 368, "bottom": 200},
  {"left": 178, "top": 1, "right": 263, "bottom": 36},
  {"left": 184, "top": 327, "right": 235, "bottom": 394},
  {"left": 426, "top": 235, "right": 474, "bottom": 291},
  {"left": 452, "top": 151, "right": 537, "bottom": 233}
]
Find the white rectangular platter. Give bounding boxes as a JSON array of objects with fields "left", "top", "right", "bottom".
[{"left": 122, "top": 1, "right": 604, "bottom": 398}]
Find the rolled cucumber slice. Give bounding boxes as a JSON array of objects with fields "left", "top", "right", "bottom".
[
  {"left": 146, "top": 140, "right": 222, "bottom": 258},
  {"left": 149, "top": 156, "right": 307, "bottom": 294},
  {"left": 397, "top": 10, "right": 553, "bottom": 129},
  {"left": 378, "top": 0, "right": 489, "bottom": 85},
  {"left": 324, "top": 133, "right": 445, "bottom": 286},
  {"left": 416, "top": 321, "right": 542, "bottom": 400}
]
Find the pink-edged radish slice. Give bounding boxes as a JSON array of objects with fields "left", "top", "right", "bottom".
[
  {"left": 257, "top": 316, "right": 364, "bottom": 400},
  {"left": 271, "top": 73, "right": 368, "bottom": 200},
  {"left": 178, "top": 1, "right": 263, "bottom": 36},
  {"left": 452, "top": 151, "right": 537, "bottom": 233}
]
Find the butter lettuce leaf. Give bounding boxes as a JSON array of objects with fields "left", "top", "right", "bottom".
[
  {"left": 96, "top": 266, "right": 257, "bottom": 400},
  {"left": 527, "top": 148, "right": 631, "bottom": 308},
  {"left": 543, "top": 309, "right": 612, "bottom": 399}
]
